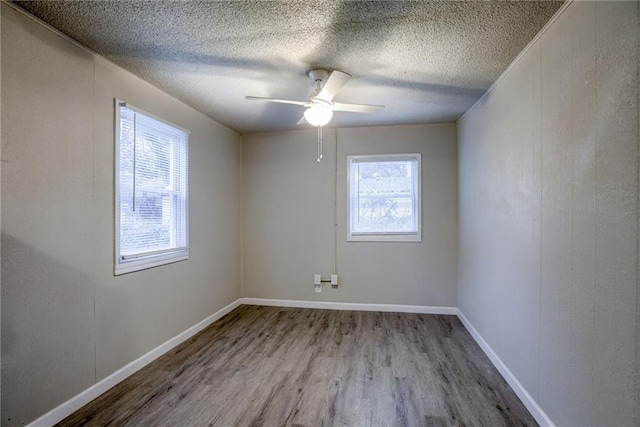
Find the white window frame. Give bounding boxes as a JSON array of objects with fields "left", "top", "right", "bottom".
[
  {"left": 347, "top": 153, "right": 422, "bottom": 242},
  {"left": 114, "top": 100, "right": 189, "bottom": 275}
]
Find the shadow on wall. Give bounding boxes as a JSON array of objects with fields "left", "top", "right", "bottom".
[{"left": 0, "top": 233, "right": 127, "bottom": 426}]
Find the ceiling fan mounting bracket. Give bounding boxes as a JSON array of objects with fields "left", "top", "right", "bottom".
[{"left": 307, "top": 68, "right": 330, "bottom": 83}]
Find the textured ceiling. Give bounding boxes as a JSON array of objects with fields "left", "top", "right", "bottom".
[{"left": 14, "top": 1, "right": 563, "bottom": 134}]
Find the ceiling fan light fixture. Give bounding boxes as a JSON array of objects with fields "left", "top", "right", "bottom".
[{"left": 304, "top": 102, "right": 333, "bottom": 127}]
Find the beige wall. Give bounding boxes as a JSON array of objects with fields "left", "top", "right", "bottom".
[
  {"left": 457, "top": 2, "right": 639, "bottom": 426},
  {"left": 0, "top": 4, "right": 3, "bottom": 424},
  {"left": 1, "top": 4, "right": 241, "bottom": 425},
  {"left": 6, "top": 0, "right": 639, "bottom": 426},
  {"left": 242, "top": 124, "right": 458, "bottom": 306}
]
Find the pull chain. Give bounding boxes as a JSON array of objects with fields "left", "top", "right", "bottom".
[{"left": 317, "top": 126, "right": 323, "bottom": 163}]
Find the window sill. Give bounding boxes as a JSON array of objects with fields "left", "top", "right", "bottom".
[
  {"left": 115, "top": 251, "right": 189, "bottom": 275},
  {"left": 347, "top": 233, "right": 422, "bottom": 243}
]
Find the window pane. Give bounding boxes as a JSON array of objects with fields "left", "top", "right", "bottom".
[
  {"left": 354, "top": 195, "right": 415, "bottom": 233},
  {"left": 120, "top": 192, "right": 176, "bottom": 255}
]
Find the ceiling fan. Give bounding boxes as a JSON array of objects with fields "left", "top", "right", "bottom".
[{"left": 245, "top": 68, "right": 384, "bottom": 127}]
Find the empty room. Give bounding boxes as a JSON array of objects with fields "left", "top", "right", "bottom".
[{"left": 1, "top": 0, "right": 639, "bottom": 426}]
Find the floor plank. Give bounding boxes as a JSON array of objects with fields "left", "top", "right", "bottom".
[{"left": 58, "top": 306, "right": 537, "bottom": 426}]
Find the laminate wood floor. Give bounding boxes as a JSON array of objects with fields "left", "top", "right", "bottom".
[{"left": 58, "top": 305, "right": 537, "bottom": 426}]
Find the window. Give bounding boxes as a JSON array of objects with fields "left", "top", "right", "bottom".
[
  {"left": 348, "top": 153, "right": 421, "bottom": 242},
  {"left": 115, "top": 101, "right": 189, "bottom": 275}
]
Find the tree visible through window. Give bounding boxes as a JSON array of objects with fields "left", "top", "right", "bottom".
[
  {"left": 348, "top": 154, "right": 421, "bottom": 242},
  {"left": 115, "top": 102, "right": 189, "bottom": 274}
]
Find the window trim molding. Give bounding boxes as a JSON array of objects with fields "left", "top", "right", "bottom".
[
  {"left": 114, "top": 99, "right": 190, "bottom": 275},
  {"left": 347, "top": 153, "right": 422, "bottom": 243}
]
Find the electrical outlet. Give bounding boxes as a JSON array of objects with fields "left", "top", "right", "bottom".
[
  {"left": 331, "top": 274, "right": 338, "bottom": 288},
  {"left": 314, "top": 274, "right": 322, "bottom": 285},
  {"left": 315, "top": 284, "right": 322, "bottom": 293}
]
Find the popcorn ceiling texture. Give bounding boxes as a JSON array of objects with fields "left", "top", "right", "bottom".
[{"left": 15, "top": 0, "right": 563, "bottom": 133}]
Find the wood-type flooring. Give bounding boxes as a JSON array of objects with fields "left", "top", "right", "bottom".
[{"left": 58, "top": 305, "right": 537, "bottom": 426}]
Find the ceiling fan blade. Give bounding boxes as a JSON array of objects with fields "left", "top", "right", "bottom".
[
  {"left": 332, "top": 102, "right": 385, "bottom": 113},
  {"left": 297, "top": 116, "right": 308, "bottom": 125},
  {"left": 245, "top": 96, "right": 307, "bottom": 106},
  {"left": 316, "top": 70, "right": 351, "bottom": 102}
]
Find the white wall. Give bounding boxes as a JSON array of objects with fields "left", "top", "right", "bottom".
[
  {"left": 457, "top": 2, "right": 639, "bottom": 426},
  {"left": 243, "top": 124, "right": 457, "bottom": 307},
  {"left": 1, "top": 4, "right": 241, "bottom": 425}
]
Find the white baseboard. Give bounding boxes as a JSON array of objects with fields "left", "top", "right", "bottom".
[
  {"left": 457, "top": 310, "right": 555, "bottom": 427},
  {"left": 27, "top": 298, "right": 242, "bottom": 427},
  {"left": 241, "top": 297, "right": 458, "bottom": 315}
]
